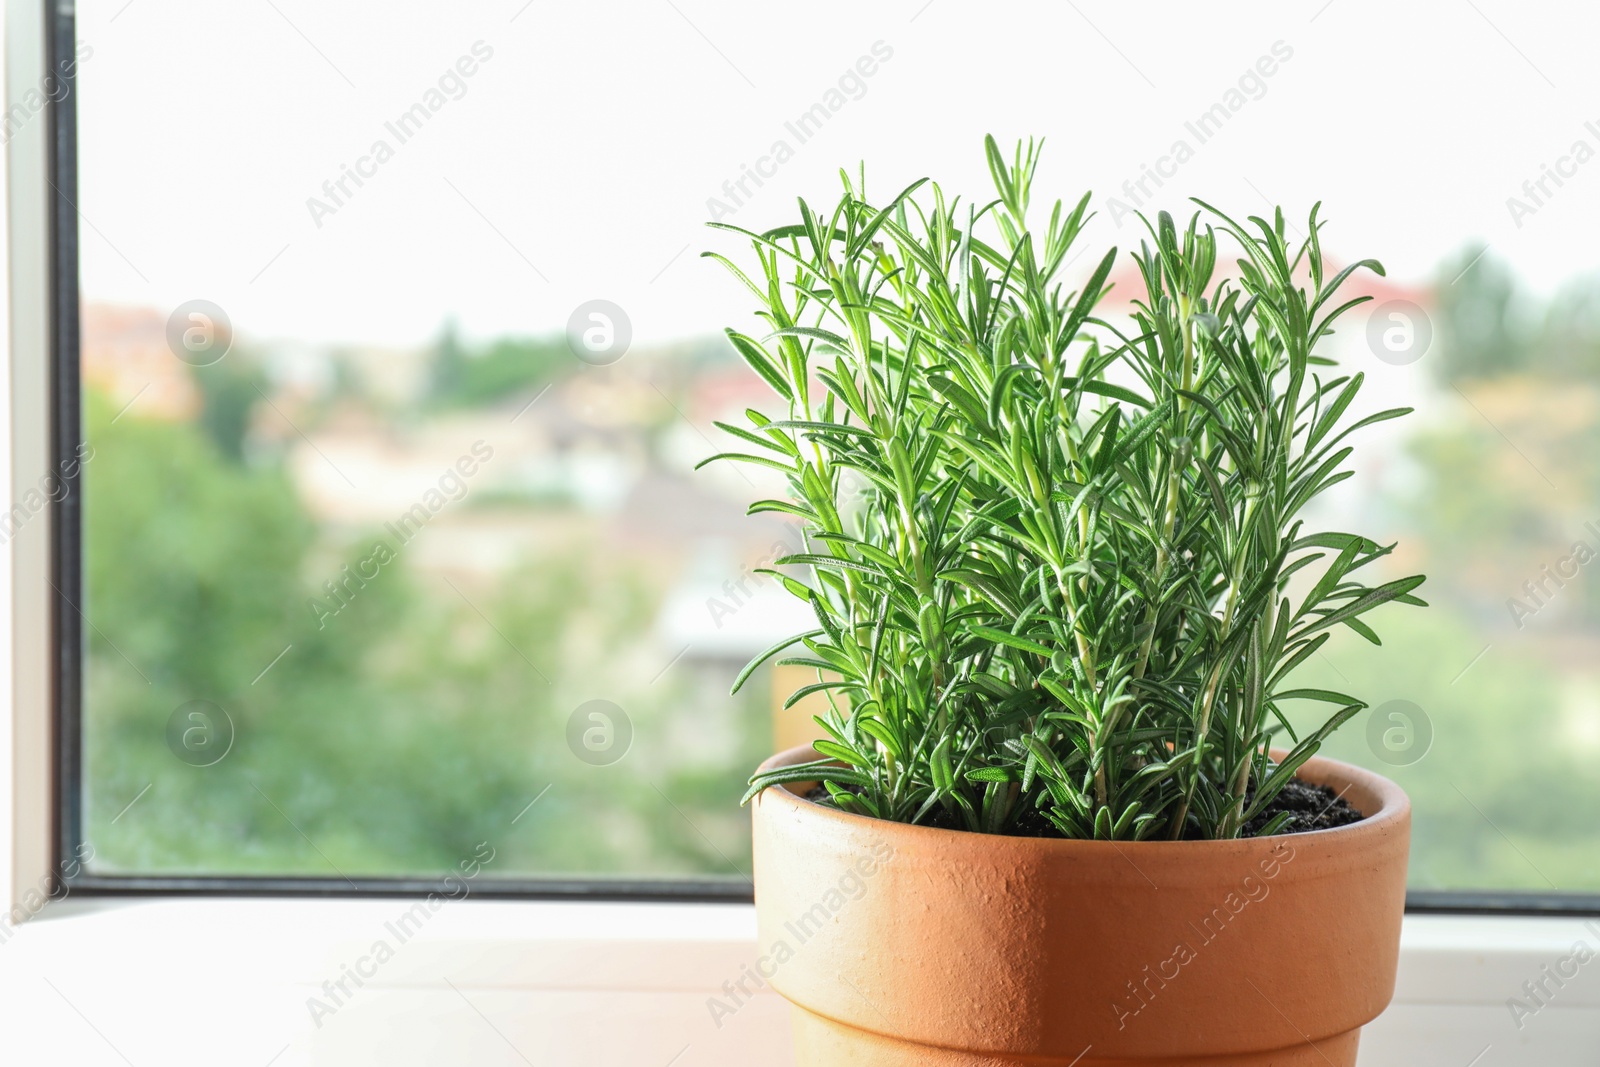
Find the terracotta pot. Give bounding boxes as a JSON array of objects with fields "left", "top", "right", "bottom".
[{"left": 750, "top": 745, "right": 1410, "bottom": 1066}]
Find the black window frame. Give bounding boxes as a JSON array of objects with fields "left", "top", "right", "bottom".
[{"left": 40, "top": 0, "right": 1597, "bottom": 915}]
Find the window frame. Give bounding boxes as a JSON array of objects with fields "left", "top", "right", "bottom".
[
  {"left": 14, "top": 0, "right": 1597, "bottom": 916},
  {"left": 21, "top": 0, "right": 748, "bottom": 905}
]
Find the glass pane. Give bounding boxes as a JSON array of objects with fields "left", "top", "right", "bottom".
[{"left": 73, "top": 0, "right": 1600, "bottom": 892}]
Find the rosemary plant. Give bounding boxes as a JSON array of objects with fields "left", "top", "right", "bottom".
[{"left": 705, "top": 138, "right": 1426, "bottom": 840}]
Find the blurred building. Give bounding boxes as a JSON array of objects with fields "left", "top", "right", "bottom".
[{"left": 81, "top": 303, "right": 199, "bottom": 420}]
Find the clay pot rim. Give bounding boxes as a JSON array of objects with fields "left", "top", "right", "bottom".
[{"left": 755, "top": 743, "right": 1409, "bottom": 853}]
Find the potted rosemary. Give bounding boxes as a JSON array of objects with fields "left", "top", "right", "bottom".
[{"left": 704, "top": 138, "right": 1424, "bottom": 1066}]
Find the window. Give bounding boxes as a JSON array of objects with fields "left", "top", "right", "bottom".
[{"left": 42, "top": 0, "right": 1600, "bottom": 906}]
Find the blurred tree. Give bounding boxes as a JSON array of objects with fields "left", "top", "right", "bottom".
[
  {"left": 1405, "top": 248, "right": 1600, "bottom": 629},
  {"left": 1540, "top": 276, "right": 1600, "bottom": 379},
  {"left": 427, "top": 322, "right": 569, "bottom": 409},
  {"left": 83, "top": 386, "right": 763, "bottom": 879},
  {"left": 190, "top": 353, "right": 266, "bottom": 464},
  {"left": 1433, "top": 244, "right": 1528, "bottom": 382},
  {"left": 428, "top": 318, "right": 467, "bottom": 401}
]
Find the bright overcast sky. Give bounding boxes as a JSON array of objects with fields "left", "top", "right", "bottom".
[{"left": 72, "top": 0, "right": 1600, "bottom": 347}]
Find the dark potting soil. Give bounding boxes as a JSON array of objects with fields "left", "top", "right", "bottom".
[
  {"left": 1237, "top": 778, "right": 1364, "bottom": 837},
  {"left": 804, "top": 776, "right": 1364, "bottom": 839}
]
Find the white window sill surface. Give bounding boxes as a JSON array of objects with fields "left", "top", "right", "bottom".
[{"left": 0, "top": 900, "right": 1597, "bottom": 1064}]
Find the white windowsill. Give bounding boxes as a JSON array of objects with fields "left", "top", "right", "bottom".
[{"left": 1, "top": 900, "right": 1597, "bottom": 1065}]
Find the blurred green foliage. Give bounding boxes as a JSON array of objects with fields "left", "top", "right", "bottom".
[
  {"left": 1287, "top": 247, "right": 1600, "bottom": 892},
  {"left": 1299, "top": 615, "right": 1600, "bottom": 893},
  {"left": 1437, "top": 243, "right": 1600, "bottom": 384},
  {"left": 428, "top": 321, "right": 570, "bottom": 409},
  {"left": 1434, "top": 245, "right": 1527, "bottom": 382},
  {"left": 83, "top": 374, "right": 765, "bottom": 881}
]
